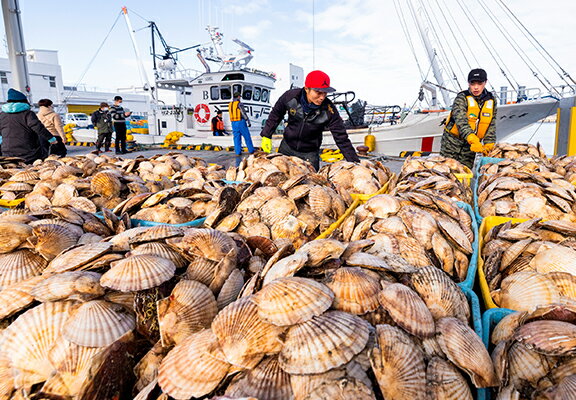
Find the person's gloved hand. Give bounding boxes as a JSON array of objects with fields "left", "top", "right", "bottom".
[
  {"left": 261, "top": 137, "right": 272, "bottom": 153},
  {"left": 48, "top": 137, "right": 57, "bottom": 144},
  {"left": 483, "top": 142, "right": 495, "bottom": 155},
  {"left": 467, "top": 134, "right": 483, "bottom": 153}
]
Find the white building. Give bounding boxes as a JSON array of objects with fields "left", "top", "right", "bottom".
[{"left": 0, "top": 49, "right": 149, "bottom": 116}]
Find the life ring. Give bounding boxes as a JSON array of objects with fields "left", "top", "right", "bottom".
[{"left": 194, "top": 104, "right": 210, "bottom": 124}]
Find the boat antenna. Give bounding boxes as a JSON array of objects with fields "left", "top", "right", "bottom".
[{"left": 392, "top": 0, "right": 426, "bottom": 81}]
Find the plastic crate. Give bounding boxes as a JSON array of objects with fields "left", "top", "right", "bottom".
[
  {"left": 453, "top": 165, "right": 473, "bottom": 186},
  {"left": 456, "top": 201, "right": 479, "bottom": 290},
  {"left": 477, "top": 216, "right": 530, "bottom": 309},
  {"left": 95, "top": 211, "right": 206, "bottom": 228},
  {"left": 460, "top": 286, "right": 483, "bottom": 338},
  {"left": 0, "top": 198, "right": 25, "bottom": 208}
]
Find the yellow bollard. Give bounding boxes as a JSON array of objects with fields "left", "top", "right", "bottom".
[{"left": 364, "top": 133, "right": 376, "bottom": 152}]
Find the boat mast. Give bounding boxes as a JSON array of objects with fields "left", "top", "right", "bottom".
[
  {"left": 408, "top": 0, "right": 452, "bottom": 107},
  {"left": 1, "top": 0, "right": 31, "bottom": 101}
]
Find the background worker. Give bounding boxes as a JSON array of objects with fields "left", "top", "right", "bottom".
[
  {"left": 260, "top": 70, "right": 360, "bottom": 170},
  {"left": 91, "top": 102, "right": 113, "bottom": 154},
  {"left": 110, "top": 95, "right": 131, "bottom": 154},
  {"left": 440, "top": 68, "right": 497, "bottom": 168},
  {"left": 0, "top": 88, "right": 56, "bottom": 163},
  {"left": 211, "top": 110, "right": 227, "bottom": 136},
  {"left": 37, "top": 98, "right": 67, "bottom": 157},
  {"left": 228, "top": 92, "right": 254, "bottom": 154}
]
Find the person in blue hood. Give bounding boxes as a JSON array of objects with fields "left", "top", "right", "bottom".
[{"left": 0, "top": 88, "right": 56, "bottom": 163}]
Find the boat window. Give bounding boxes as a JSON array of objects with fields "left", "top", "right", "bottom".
[
  {"left": 243, "top": 85, "right": 253, "bottom": 100},
  {"left": 233, "top": 84, "right": 242, "bottom": 97},
  {"left": 220, "top": 85, "right": 232, "bottom": 100},
  {"left": 222, "top": 73, "right": 245, "bottom": 81},
  {"left": 210, "top": 86, "right": 219, "bottom": 100},
  {"left": 253, "top": 87, "right": 261, "bottom": 101},
  {"left": 261, "top": 88, "right": 269, "bottom": 103}
]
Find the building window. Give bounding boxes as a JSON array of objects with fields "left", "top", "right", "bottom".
[
  {"left": 210, "top": 86, "right": 219, "bottom": 100},
  {"left": 49, "top": 76, "right": 56, "bottom": 88},
  {"left": 0, "top": 72, "right": 7, "bottom": 84}
]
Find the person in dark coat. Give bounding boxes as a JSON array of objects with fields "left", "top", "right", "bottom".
[
  {"left": 0, "top": 88, "right": 56, "bottom": 163},
  {"left": 92, "top": 102, "right": 113, "bottom": 154},
  {"left": 260, "top": 70, "right": 359, "bottom": 170}
]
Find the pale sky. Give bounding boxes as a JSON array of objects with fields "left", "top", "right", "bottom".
[{"left": 4, "top": 0, "right": 576, "bottom": 107}]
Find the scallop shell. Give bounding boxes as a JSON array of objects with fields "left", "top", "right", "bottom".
[
  {"left": 501, "top": 238, "right": 532, "bottom": 269},
  {"left": 130, "top": 242, "right": 188, "bottom": 269},
  {"left": 225, "top": 356, "right": 293, "bottom": 400},
  {"left": 427, "top": 357, "right": 473, "bottom": 400},
  {"left": 547, "top": 375, "right": 576, "bottom": 400},
  {"left": 0, "top": 249, "right": 47, "bottom": 289},
  {"left": 0, "top": 301, "right": 77, "bottom": 387},
  {"left": 0, "top": 276, "right": 44, "bottom": 319},
  {"left": 324, "top": 267, "right": 380, "bottom": 314},
  {"left": 63, "top": 299, "right": 135, "bottom": 347},
  {"left": 157, "top": 280, "right": 218, "bottom": 346},
  {"left": 158, "top": 329, "right": 230, "bottom": 399},
  {"left": 32, "top": 224, "right": 80, "bottom": 261},
  {"left": 212, "top": 296, "right": 285, "bottom": 369},
  {"left": 91, "top": 171, "right": 122, "bottom": 198},
  {"left": 378, "top": 283, "right": 435, "bottom": 338},
  {"left": 364, "top": 194, "right": 401, "bottom": 218},
  {"left": 31, "top": 271, "right": 104, "bottom": 302},
  {"left": 68, "top": 196, "right": 97, "bottom": 213},
  {"left": 498, "top": 271, "right": 561, "bottom": 311},
  {"left": 270, "top": 215, "right": 307, "bottom": 248},
  {"left": 411, "top": 266, "right": 470, "bottom": 322},
  {"left": 308, "top": 186, "right": 332, "bottom": 217},
  {"left": 530, "top": 246, "right": 576, "bottom": 275},
  {"left": 130, "top": 224, "right": 184, "bottom": 244},
  {"left": 29, "top": 218, "right": 85, "bottom": 237},
  {"left": 25, "top": 193, "right": 52, "bottom": 212},
  {"left": 262, "top": 252, "right": 309, "bottom": 286},
  {"left": 437, "top": 217, "right": 473, "bottom": 254},
  {"left": 299, "top": 239, "right": 347, "bottom": 267},
  {"left": 304, "top": 377, "right": 374, "bottom": 400},
  {"left": 11, "top": 170, "right": 39, "bottom": 182},
  {"left": 216, "top": 212, "right": 243, "bottom": 232},
  {"left": 216, "top": 269, "right": 245, "bottom": 310},
  {"left": 0, "top": 181, "right": 32, "bottom": 192},
  {"left": 547, "top": 272, "right": 576, "bottom": 300},
  {"left": 507, "top": 341, "right": 555, "bottom": 387},
  {"left": 0, "top": 222, "right": 32, "bottom": 253},
  {"left": 279, "top": 311, "right": 370, "bottom": 374},
  {"left": 0, "top": 351, "right": 14, "bottom": 398},
  {"left": 513, "top": 320, "right": 576, "bottom": 356},
  {"left": 100, "top": 255, "right": 176, "bottom": 292},
  {"left": 491, "top": 311, "right": 527, "bottom": 345},
  {"left": 45, "top": 242, "right": 113, "bottom": 274},
  {"left": 436, "top": 317, "right": 497, "bottom": 388},
  {"left": 259, "top": 197, "right": 298, "bottom": 226},
  {"left": 254, "top": 277, "right": 334, "bottom": 326},
  {"left": 397, "top": 236, "right": 431, "bottom": 267},
  {"left": 179, "top": 228, "right": 237, "bottom": 261},
  {"left": 51, "top": 183, "right": 78, "bottom": 207},
  {"left": 369, "top": 324, "right": 427, "bottom": 400},
  {"left": 372, "top": 216, "right": 407, "bottom": 236}
]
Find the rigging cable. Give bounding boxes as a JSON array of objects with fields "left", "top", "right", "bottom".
[
  {"left": 477, "top": 0, "right": 560, "bottom": 97},
  {"left": 495, "top": 0, "right": 576, "bottom": 87},
  {"left": 431, "top": 0, "right": 471, "bottom": 72},
  {"left": 392, "top": 0, "right": 426, "bottom": 81},
  {"left": 456, "top": 0, "right": 519, "bottom": 92},
  {"left": 416, "top": 0, "right": 462, "bottom": 92},
  {"left": 61, "top": 11, "right": 123, "bottom": 106}
]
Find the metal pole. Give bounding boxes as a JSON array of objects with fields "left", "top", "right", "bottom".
[{"left": 1, "top": 0, "right": 31, "bottom": 101}]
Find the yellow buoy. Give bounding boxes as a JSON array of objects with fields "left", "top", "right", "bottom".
[{"left": 364, "top": 133, "right": 376, "bottom": 152}]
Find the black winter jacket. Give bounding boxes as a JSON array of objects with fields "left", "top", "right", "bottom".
[
  {"left": 260, "top": 88, "right": 359, "bottom": 162},
  {"left": 0, "top": 107, "right": 54, "bottom": 163}
]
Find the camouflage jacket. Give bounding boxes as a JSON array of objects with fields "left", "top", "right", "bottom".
[{"left": 444, "top": 89, "right": 497, "bottom": 143}]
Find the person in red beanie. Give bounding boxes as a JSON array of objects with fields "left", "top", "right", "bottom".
[{"left": 260, "top": 70, "right": 359, "bottom": 170}]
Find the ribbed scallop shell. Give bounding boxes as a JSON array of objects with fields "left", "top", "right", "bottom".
[
  {"left": 225, "top": 356, "right": 293, "bottom": 400},
  {"left": 51, "top": 183, "right": 78, "bottom": 207},
  {"left": 270, "top": 215, "right": 307, "bottom": 248},
  {"left": 45, "top": 242, "right": 113, "bottom": 274},
  {"left": 547, "top": 272, "right": 576, "bottom": 300},
  {"left": 427, "top": 357, "right": 473, "bottom": 400},
  {"left": 308, "top": 186, "right": 332, "bottom": 217},
  {"left": 157, "top": 280, "right": 217, "bottom": 346},
  {"left": 0, "top": 301, "right": 76, "bottom": 386},
  {"left": 0, "top": 222, "right": 32, "bottom": 253},
  {"left": 185, "top": 254, "right": 220, "bottom": 286},
  {"left": 437, "top": 217, "right": 473, "bottom": 254},
  {"left": 530, "top": 246, "right": 576, "bottom": 275},
  {"left": 158, "top": 329, "right": 230, "bottom": 400},
  {"left": 290, "top": 367, "right": 346, "bottom": 400},
  {"left": 259, "top": 197, "right": 298, "bottom": 226},
  {"left": 131, "top": 242, "right": 188, "bottom": 269},
  {"left": 46, "top": 337, "right": 107, "bottom": 396},
  {"left": 262, "top": 252, "right": 309, "bottom": 286},
  {"left": 513, "top": 320, "right": 576, "bottom": 356},
  {"left": 549, "top": 358, "right": 576, "bottom": 386},
  {"left": 130, "top": 224, "right": 183, "bottom": 244},
  {"left": 254, "top": 277, "right": 334, "bottom": 326},
  {"left": 33, "top": 224, "right": 79, "bottom": 261},
  {"left": 180, "top": 228, "right": 237, "bottom": 261},
  {"left": 30, "top": 218, "right": 85, "bottom": 237},
  {"left": 305, "top": 377, "right": 374, "bottom": 400},
  {"left": 364, "top": 194, "right": 401, "bottom": 218},
  {"left": 411, "top": 266, "right": 470, "bottom": 322},
  {"left": 216, "top": 212, "right": 243, "bottom": 232},
  {"left": 436, "top": 317, "right": 497, "bottom": 388},
  {"left": 68, "top": 196, "right": 97, "bottom": 213},
  {"left": 91, "top": 171, "right": 121, "bottom": 198},
  {"left": 217, "top": 269, "right": 245, "bottom": 310},
  {"left": 498, "top": 271, "right": 561, "bottom": 311},
  {"left": 491, "top": 311, "right": 527, "bottom": 345},
  {"left": 508, "top": 341, "right": 555, "bottom": 387},
  {"left": 549, "top": 375, "right": 576, "bottom": 400},
  {"left": 212, "top": 296, "right": 285, "bottom": 369},
  {"left": 0, "top": 351, "right": 14, "bottom": 398},
  {"left": 0, "top": 181, "right": 32, "bottom": 192},
  {"left": 397, "top": 236, "right": 431, "bottom": 267},
  {"left": 31, "top": 271, "right": 104, "bottom": 302},
  {"left": 378, "top": 283, "right": 435, "bottom": 338},
  {"left": 25, "top": 193, "right": 52, "bottom": 212},
  {"left": 0, "top": 275, "right": 44, "bottom": 319},
  {"left": 369, "top": 324, "right": 427, "bottom": 400},
  {"left": 299, "top": 239, "right": 347, "bottom": 267},
  {"left": 279, "top": 311, "right": 369, "bottom": 374},
  {"left": 0, "top": 249, "right": 47, "bottom": 289},
  {"left": 324, "top": 267, "right": 380, "bottom": 314},
  {"left": 11, "top": 170, "right": 39, "bottom": 182},
  {"left": 100, "top": 255, "right": 176, "bottom": 292},
  {"left": 501, "top": 238, "right": 532, "bottom": 269},
  {"left": 63, "top": 299, "right": 135, "bottom": 347}
]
